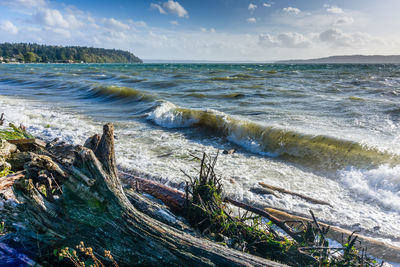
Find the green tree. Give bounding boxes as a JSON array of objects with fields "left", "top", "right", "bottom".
[{"left": 24, "top": 52, "right": 39, "bottom": 63}]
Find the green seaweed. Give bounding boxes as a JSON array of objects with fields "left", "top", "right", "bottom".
[
  {"left": 0, "top": 123, "right": 34, "bottom": 140},
  {"left": 0, "top": 167, "right": 13, "bottom": 178}
]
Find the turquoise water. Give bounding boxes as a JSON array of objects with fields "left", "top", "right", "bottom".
[{"left": 1, "top": 63, "right": 400, "bottom": 248}]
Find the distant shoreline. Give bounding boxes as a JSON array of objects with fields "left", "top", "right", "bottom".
[{"left": 276, "top": 55, "right": 400, "bottom": 64}]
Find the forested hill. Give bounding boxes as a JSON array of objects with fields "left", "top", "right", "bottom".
[{"left": 0, "top": 43, "right": 142, "bottom": 63}]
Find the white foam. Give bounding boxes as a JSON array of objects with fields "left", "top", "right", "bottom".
[
  {"left": 2, "top": 95, "right": 400, "bottom": 260},
  {"left": 147, "top": 102, "right": 198, "bottom": 128},
  {"left": 339, "top": 164, "right": 400, "bottom": 212}
]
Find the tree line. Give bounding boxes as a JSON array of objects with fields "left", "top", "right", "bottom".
[{"left": 0, "top": 43, "right": 142, "bottom": 63}]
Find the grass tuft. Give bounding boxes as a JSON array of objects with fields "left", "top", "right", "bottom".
[
  {"left": 58, "top": 241, "right": 119, "bottom": 267},
  {"left": 185, "top": 152, "right": 381, "bottom": 266}
]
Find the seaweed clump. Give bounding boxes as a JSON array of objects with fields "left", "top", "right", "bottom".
[{"left": 185, "top": 152, "right": 381, "bottom": 266}]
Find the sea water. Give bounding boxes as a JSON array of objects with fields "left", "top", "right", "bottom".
[{"left": 1, "top": 63, "right": 400, "bottom": 249}]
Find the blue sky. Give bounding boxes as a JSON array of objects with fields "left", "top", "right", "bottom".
[{"left": 1, "top": 0, "right": 400, "bottom": 61}]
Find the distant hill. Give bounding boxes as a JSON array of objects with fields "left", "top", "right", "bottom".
[
  {"left": 0, "top": 43, "right": 142, "bottom": 63},
  {"left": 276, "top": 55, "right": 400, "bottom": 64}
]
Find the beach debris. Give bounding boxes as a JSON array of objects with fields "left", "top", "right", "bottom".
[
  {"left": 0, "top": 113, "right": 4, "bottom": 126},
  {"left": 19, "top": 123, "right": 26, "bottom": 132},
  {"left": 250, "top": 187, "right": 279, "bottom": 197},
  {"left": 83, "top": 134, "right": 100, "bottom": 151},
  {"left": 265, "top": 207, "right": 400, "bottom": 263},
  {"left": 120, "top": 171, "right": 186, "bottom": 213},
  {"left": 7, "top": 138, "right": 46, "bottom": 152},
  {"left": 0, "top": 123, "right": 394, "bottom": 265},
  {"left": 259, "top": 182, "right": 332, "bottom": 206},
  {"left": 222, "top": 148, "right": 236, "bottom": 155}
]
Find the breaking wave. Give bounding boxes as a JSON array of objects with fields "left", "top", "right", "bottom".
[{"left": 147, "top": 102, "right": 399, "bottom": 169}]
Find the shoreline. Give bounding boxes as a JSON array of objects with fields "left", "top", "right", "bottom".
[{"left": 0, "top": 121, "right": 396, "bottom": 266}]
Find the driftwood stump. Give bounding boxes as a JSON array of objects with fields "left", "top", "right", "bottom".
[{"left": 1, "top": 124, "right": 283, "bottom": 266}]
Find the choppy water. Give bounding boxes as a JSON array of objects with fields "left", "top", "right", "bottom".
[{"left": 1, "top": 63, "right": 400, "bottom": 249}]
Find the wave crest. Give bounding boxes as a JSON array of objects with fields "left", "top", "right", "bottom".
[{"left": 148, "top": 102, "right": 398, "bottom": 169}]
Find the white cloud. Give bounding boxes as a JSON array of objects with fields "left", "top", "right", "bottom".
[
  {"left": 248, "top": 3, "right": 257, "bottom": 11},
  {"left": 103, "top": 18, "right": 130, "bottom": 31},
  {"left": 163, "top": 0, "right": 188, "bottom": 18},
  {"left": 319, "top": 28, "right": 377, "bottom": 47},
  {"left": 150, "top": 3, "right": 167, "bottom": 15},
  {"left": 0, "top": 20, "right": 18, "bottom": 34},
  {"left": 325, "top": 5, "right": 344, "bottom": 14},
  {"left": 263, "top": 3, "right": 272, "bottom": 8},
  {"left": 170, "top": 20, "right": 179, "bottom": 25},
  {"left": 247, "top": 17, "right": 257, "bottom": 23},
  {"left": 35, "top": 8, "right": 71, "bottom": 28},
  {"left": 46, "top": 26, "right": 70, "bottom": 38},
  {"left": 151, "top": 1, "right": 188, "bottom": 18},
  {"left": 259, "top": 32, "right": 310, "bottom": 48},
  {"left": 200, "top": 27, "right": 216, "bottom": 33},
  {"left": 1, "top": 0, "right": 46, "bottom": 8},
  {"left": 128, "top": 20, "right": 147, "bottom": 27},
  {"left": 334, "top": 17, "right": 354, "bottom": 26},
  {"left": 283, "top": 7, "right": 300, "bottom": 15},
  {"left": 277, "top": 32, "right": 310, "bottom": 48}
]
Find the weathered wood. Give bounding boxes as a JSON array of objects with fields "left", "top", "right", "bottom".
[
  {"left": 250, "top": 187, "right": 279, "bottom": 197},
  {"left": 0, "top": 171, "right": 25, "bottom": 200},
  {"left": 0, "top": 139, "right": 17, "bottom": 158},
  {"left": 7, "top": 138, "right": 46, "bottom": 152},
  {"left": 265, "top": 207, "right": 400, "bottom": 262},
  {"left": 259, "top": 182, "right": 332, "bottom": 206},
  {"left": 6, "top": 152, "right": 34, "bottom": 170},
  {"left": 119, "top": 171, "right": 186, "bottom": 213},
  {"left": 1, "top": 124, "right": 284, "bottom": 267},
  {"left": 94, "top": 123, "right": 118, "bottom": 179},
  {"left": 115, "top": 168, "right": 400, "bottom": 264},
  {"left": 0, "top": 139, "right": 17, "bottom": 170},
  {"left": 83, "top": 134, "right": 101, "bottom": 151}
]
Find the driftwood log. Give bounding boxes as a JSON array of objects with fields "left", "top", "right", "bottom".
[
  {"left": 259, "top": 182, "right": 331, "bottom": 206},
  {"left": 1, "top": 124, "right": 284, "bottom": 266},
  {"left": 119, "top": 171, "right": 400, "bottom": 263}
]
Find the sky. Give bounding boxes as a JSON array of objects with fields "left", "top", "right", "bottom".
[{"left": 0, "top": 0, "right": 400, "bottom": 61}]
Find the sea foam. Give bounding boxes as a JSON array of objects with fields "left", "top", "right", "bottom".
[{"left": 339, "top": 164, "right": 400, "bottom": 212}]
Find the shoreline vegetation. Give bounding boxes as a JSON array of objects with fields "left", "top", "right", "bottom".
[
  {"left": 0, "top": 116, "right": 397, "bottom": 266},
  {"left": 0, "top": 43, "right": 142, "bottom": 64}
]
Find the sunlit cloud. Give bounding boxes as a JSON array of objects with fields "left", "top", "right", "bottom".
[
  {"left": 282, "top": 7, "right": 300, "bottom": 15},
  {"left": 162, "top": 0, "right": 188, "bottom": 18},
  {"left": 248, "top": 3, "right": 257, "bottom": 11},
  {"left": 325, "top": 5, "right": 344, "bottom": 14},
  {"left": 0, "top": 20, "right": 18, "bottom": 34}
]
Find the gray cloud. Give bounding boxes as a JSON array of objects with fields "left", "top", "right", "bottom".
[{"left": 259, "top": 32, "right": 310, "bottom": 48}]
